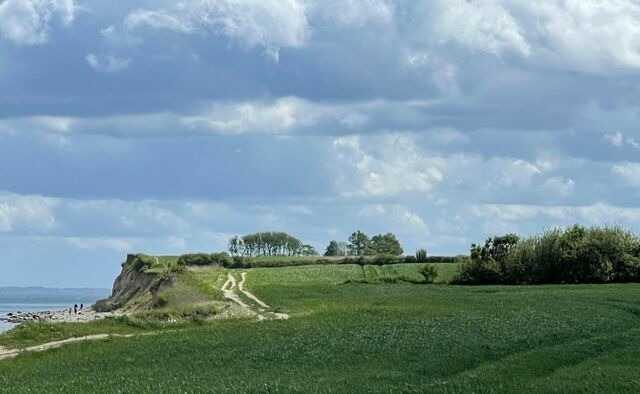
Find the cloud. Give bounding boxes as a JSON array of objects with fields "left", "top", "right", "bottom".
[
  {"left": 182, "top": 96, "right": 368, "bottom": 134},
  {"left": 543, "top": 176, "right": 576, "bottom": 196},
  {"left": 332, "top": 134, "right": 443, "bottom": 197},
  {"left": 604, "top": 132, "right": 640, "bottom": 149},
  {"left": 312, "top": 0, "right": 394, "bottom": 27},
  {"left": 0, "top": 194, "right": 56, "bottom": 232},
  {"left": 85, "top": 53, "right": 131, "bottom": 72},
  {"left": 472, "top": 202, "right": 640, "bottom": 225},
  {"left": 433, "top": 0, "right": 530, "bottom": 57},
  {"left": 612, "top": 162, "right": 640, "bottom": 188},
  {"left": 0, "top": 0, "right": 74, "bottom": 45},
  {"left": 123, "top": 0, "right": 310, "bottom": 55},
  {"left": 66, "top": 237, "right": 133, "bottom": 252},
  {"left": 416, "top": 1, "right": 640, "bottom": 75}
]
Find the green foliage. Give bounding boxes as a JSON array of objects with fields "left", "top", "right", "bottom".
[
  {"left": 0, "top": 317, "right": 152, "bottom": 349},
  {"left": 177, "top": 253, "right": 232, "bottom": 267},
  {"left": 455, "top": 225, "right": 640, "bottom": 285},
  {"left": 415, "top": 248, "right": 428, "bottom": 262},
  {"left": 324, "top": 240, "right": 340, "bottom": 256},
  {"left": 229, "top": 231, "right": 310, "bottom": 257},
  {"left": 369, "top": 233, "right": 404, "bottom": 256},
  {"left": 419, "top": 264, "right": 439, "bottom": 283},
  {"left": 348, "top": 230, "right": 370, "bottom": 256},
  {"left": 324, "top": 240, "right": 349, "bottom": 256}
]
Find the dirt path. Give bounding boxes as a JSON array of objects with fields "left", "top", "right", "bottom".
[
  {"left": 221, "top": 273, "right": 251, "bottom": 309},
  {"left": 239, "top": 272, "right": 270, "bottom": 309},
  {"left": 0, "top": 334, "right": 139, "bottom": 362},
  {"left": 221, "top": 272, "right": 288, "bottom": 320}
]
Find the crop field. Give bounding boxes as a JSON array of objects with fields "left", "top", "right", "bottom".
[{"left": 1, "top": 264, "right": 640, "bottom": 392}]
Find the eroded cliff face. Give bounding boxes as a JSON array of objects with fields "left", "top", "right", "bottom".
[{"left": 96, "top": 254, "right": 169, "bottom": 312}]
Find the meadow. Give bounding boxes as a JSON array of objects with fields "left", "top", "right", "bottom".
[{"left": 1, "top": 263, "right": 639, "bottom": 393}]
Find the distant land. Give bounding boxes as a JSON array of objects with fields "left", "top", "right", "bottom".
[{"left": 0, "top": 287, "right": 110, "bottom": 304}]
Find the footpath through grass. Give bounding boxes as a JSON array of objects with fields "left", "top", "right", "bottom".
[{"left": 1, "top": 264, "right": 639, "bottom": 393}]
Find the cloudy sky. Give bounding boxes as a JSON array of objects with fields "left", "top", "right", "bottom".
[{"left": 1, "top": 0, "right": 640, "bottom": 288}]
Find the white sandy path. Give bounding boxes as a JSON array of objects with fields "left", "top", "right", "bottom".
[
  {"left": 0, "top": 334, "right": 139, "bottom": 361},
  {"left": 238, "top": 272, "right": 270, "bottom": 309},
  {"left": 221, "top": 274, "right": 250, "bottom": 309}
]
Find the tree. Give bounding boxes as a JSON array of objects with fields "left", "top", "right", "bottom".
[
  {"left": 369, "top": 233, "right": 404, "bottom": 256},
  {"left": 324, "top": 240, "right": 340, "bottom": 256},
  {"left": 301, "top": 244, "right": 318, "bottom": 256},
  {"left": 228, "top": 236, "right": 245, "bottom": 256},
  {"left": 348, "top": 230, "right": 370, "bottom": 256}
]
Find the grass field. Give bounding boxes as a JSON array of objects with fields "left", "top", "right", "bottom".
[{"left": 1, "top": 264, "right": 639, "bottom": 392}]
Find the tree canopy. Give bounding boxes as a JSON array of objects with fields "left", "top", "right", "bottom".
[
  {"left": 228, "top": 232, "right": 313, "bottom": 257},
  {"left": 369, "top": 233, "right": 404, "bottom": 256}
]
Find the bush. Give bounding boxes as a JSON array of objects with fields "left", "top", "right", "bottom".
[
  {"left": 455, "top": 225, "right": 640, "bottom": 285},
  {"left": 419, "top": 264, "right": 439, "bottom": 284},
  {"left": 177, "top": 253, "right": 232, "bottom": 267}
]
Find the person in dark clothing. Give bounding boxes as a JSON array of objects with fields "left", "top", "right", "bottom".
[
  {"left": 74, "top": 304, "right": 78, "bottom": 314},
  {"left": 80, "top": 303, "right": 83, "bottom": 310}
]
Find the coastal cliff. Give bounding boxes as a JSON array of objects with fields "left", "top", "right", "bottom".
[{"left": 95, "top": 254, "right": 172, "bottom": 313}]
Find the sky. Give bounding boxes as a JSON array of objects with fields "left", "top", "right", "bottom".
[{"left": 1, "top": 0, "right": 640, "bottom": 288}]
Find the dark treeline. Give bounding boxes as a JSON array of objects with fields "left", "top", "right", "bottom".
[
  {"left": 324, "top": 230, "right": 405, "bottom": 257},
  {"left": 455, "top": 225, "right": 640, "bottom": 285},
  {"left": 228, "top": 232, "right": 317, "bottom": 257}
]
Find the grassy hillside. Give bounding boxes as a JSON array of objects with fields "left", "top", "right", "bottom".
[{"left": 1, "top": 263, "right": 640, "bottom": 392}]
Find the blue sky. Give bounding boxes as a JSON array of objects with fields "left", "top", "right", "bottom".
[{"left": 2, "top": 0, "right": 640, "bottom": 288}]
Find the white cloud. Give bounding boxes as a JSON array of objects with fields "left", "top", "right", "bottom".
[
  {"left": 31, "top": 115, "right": 74, "bottom": 133},
  {"left": 428, "top": 0, "right": 640, "bottom": 74},
  {"left": 124, "top": 9, "right": 192, "bottom": 33},
  {"left": 434, "top": 0, "right": 530, "bottom": 57},
  {"left": 521, "top": 0, "right": 640, "bottom": 73},
  {"left": 85, "top": 53, "right": 131, "bottom": 73},
  {"left": 358, "top": 204, "right": 429, "bottom": 236},
  {"left": 472, "top": 202, "right": 640, "bottom": 225},
  {"left": 497, "top": 159, "right": 542, "bottom": 188},
  {"left": 612, "top": 162, "right": 640, "bottom": 188},
  {"left": 123, "top": 0, "right": 310, "bottom": 55},
  {"left": 66, "top": 237, "right": 133, "bottom": 252},
  {"left": 312, "top": 0, "right": 394, "bottom": 27},
  {"left": 182, "top": 96, "right": 367, "bottom": 134},
  {"left": 604, "top": 132, "right": 640, "bottom": 148},
  {"left": 543, "top": 176, "right": 576, "bottom": 196},
  {"left": 333, "top": 134, "right": 443, "bottom": 197},
  {"left": 604, "top": 132, "right": 624, "bottom": 147},
  {"left": 0, "top": 0, "right": 74, "bottom": 45},
  {"left": 0, "top": 194, "right": 57, "bottom": 232}
]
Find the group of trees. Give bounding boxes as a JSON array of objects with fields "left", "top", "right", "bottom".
[
  {"left": 324, "top": 230, "right": 404, "bottom": 257},
  {"left": 227, "top": 230, "right": 406, "bottom": 259},
  {"left": 455, "top": 225, "right": 640, "bottom": 285},
  {"left": 228, "top": 232, "right": 318, "bottom": 257}
]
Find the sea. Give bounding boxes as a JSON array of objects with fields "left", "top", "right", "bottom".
[{"left": 0, "top": 287, "right": 110, "bottom": 333}]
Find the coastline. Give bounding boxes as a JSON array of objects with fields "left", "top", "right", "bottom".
[{"left": 0, "top": 307, "right": 114, "bottom": 331}]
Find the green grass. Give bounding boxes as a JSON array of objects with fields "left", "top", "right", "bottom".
[
  {"left": 1, "top": 264, "right": 639, "bottom": 392},
  {"left": 140, "top": 255, "right": 180, "bottom": 274},
  {"left": 0, "top": 318, "right": 152, "bottom": 349}
]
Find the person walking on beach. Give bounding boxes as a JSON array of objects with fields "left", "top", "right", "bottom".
[
  {"left": 74, "top": 304, "right": 78, "bottom": 315},
  {"left": 80, "top": 303, "right": 83, "bottom": 310}
]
